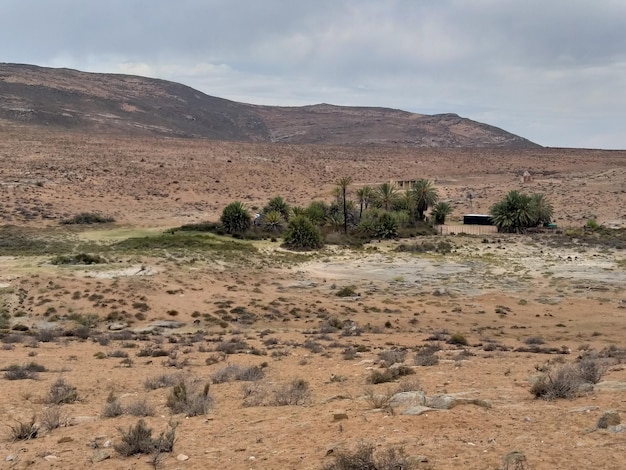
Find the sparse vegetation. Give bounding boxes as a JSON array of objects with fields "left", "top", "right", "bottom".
[
  {"left": 166, "top": 379, "right": 213, "bottom": 417},
  {"left": 8, "top": 416, "right": 39, "bottom": 441},
  {"left": 46, "top": 378, "right": 79, "bottom": 405},
  {"left": 114, "top": 419, "right": 177, "bottom": 457},
  {"left": 322, "top": 442, "right": 415, "bottom": 470},
  {"left": 61, "top": 212, "right": 114, "bottom": 225}
]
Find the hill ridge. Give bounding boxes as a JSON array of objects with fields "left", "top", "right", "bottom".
[{"left": 0, "top": 63, "right": 540, "bottom": 148}]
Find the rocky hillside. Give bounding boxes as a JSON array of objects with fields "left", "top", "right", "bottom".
[{"left": 0, "top": 63, "right": 539, "bottom": 148}]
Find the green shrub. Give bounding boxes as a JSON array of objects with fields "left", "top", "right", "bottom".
[
  {"left": 220, "top": 201, "right": 251, "bottom": 234},
  {"left": 60, "top": 212, "right": 114, "bottom": 225},
  {"left": 283, "top": 216, "right": 323, "bottom": 250},
  {"left": 51, "top": 253, "right": 106, "bottom": 265}
]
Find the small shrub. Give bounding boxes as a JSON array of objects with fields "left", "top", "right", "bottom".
[
  {"left": 577, "top": 357, "right": 607, "bottom": 384},
  {"left": 46, "top": 378, "right": 78, "bottom": 404},
  {"left": 126, "top": 399, "right": 155, "bottom": 417},
  {"left": 272, "top": 378, "right": 311, "bottom": 406},
  {"left": 363, "top": 388, "right": 393, "bottom": 410},
  {"left": 61, "top": 212, "right": 114, "bottom": 225},
  {"left": 530, "top": 364, "right": 583, "bottom": 400},
  {"left": 378, "top": 349, "right": 407, "bottom": 366},
  {"left": 144, "top": 374, "right": 182, "bottom": 390},
  {"left": 322, "top": 443, "right": 415, "bottom": 470},
  {"left": 282, "top": 216, "right": 323, "bottom": 250},
  {"left": 166, "top": 379, "right": 213, "bottom": 417},
  {"left": 4, "top": 362, "right": 46, "bottom": 380},
  {"left": 102, "top": 393, "right": 124, "bottom": 418},
  {"left": 9, "top": 416, "right": 39, "bottom": 441},
  {"left": 51, "top": 253, "right": 106, "bottom": 265},
  {"left": 448, "top": 333, "right": 468, "bottom": 346},
  {"left": 368, "top": 365, "right": 414, "bottom": 384},
  {"left": 115, "top": 419, "right": 176, "bottom": 456},
  {"left": 335, "top": 286, "right": 357, "bottom": 297},
  {"left": 40, "top": 406, "right": 65, "bottom": 431}
]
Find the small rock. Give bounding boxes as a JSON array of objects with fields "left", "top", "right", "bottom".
[
  {"left": 5, "top": 455, "right": 15, "bottom": 462},
  {"left": 432, "top": 288, "right": 448, "bottom": 296},
  {"left": 57, "top": 436, "right": 73, "bottom": 443},
  {"left": 597, "top": 411, "right": 621, "bottom": 429},
  {"left": 608, "top": 424, "right": 626, "bottom": 433},
  {"left": 43, "top": 455, "right": 58, "bottom": 461},
  {"left": 92, "top": 450, "right": 112, "bottom": 463},
  {"left": 177, "top": 454, "right": 189, "bottom": 461},
  {"left": 389, "top": 391, "right": 426, "bottom": 407},
  {"left": 333, "top": 413, "right": 348, "bottom": 421},
  {"left": 108, "top": 322, "right": 128, "bottom": 331},
  {"left": 402, "top": 406, "right": 438, "bottom": 416}
]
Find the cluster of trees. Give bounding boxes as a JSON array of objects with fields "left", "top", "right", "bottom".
[
  {"left": 489, "top": 191, "right": 553, "bottom": 233},
  {"left": 220, "top": 178, "right": 451, "bottom": 249}
]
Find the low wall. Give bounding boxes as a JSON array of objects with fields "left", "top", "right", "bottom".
[{"left": 438, "top": 224, "right": 498, "bottom": 235}]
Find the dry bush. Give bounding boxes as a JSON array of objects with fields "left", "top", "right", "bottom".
[
  {"left": 40, "top": 406, "right": 65, "bottom": 431},
  {"left": 212, "top": 364, "right": 265, "bottom": 384},
  {"left": 530, "top": 364, "right": 583, "bottom": 400},
  {"left": 115, "top": 419, "right": 177, "bottom": 457},
  {"left": 322, "top": 442, "right": 415, "bottom": 470},
  {"left": 395, "top": 378, "right": 422, "bottom": 393},
  {"left": 272, "top": 378, "right": 311, "bottom": 406},
  {"left": 102, "top": 393, "right": 124, "bottom": 418},
  {"left": 8, "top": 416, "right": 39, "bottom": 441},
  {"left": 577, "top": 357, "right": 607, "bottom": 384},
  {"left": 378, "top": 349, "right": 407, "bottom": 367},
  {"left": 144, "top": 373, "right": 183, "bottom": 391},
  {"left": 241, "top": 382, "right": 268, "bottom": 407},
  {"left": 3, "top": 362, "right": 46, "bottom": 380},
  {"left": 414, "top": 345, "right": 440, "bottom": 367},
  {"left": 368, "top": 365, "right": 414, "bottom": 384},
  {"left": 126, "top": 399, "right": 155, "bottom": 417},
  {"left": 363, "top": 388, "right": 394, "bottom": 411},
  {"left": 166, "top": 379, "right": 213, "bottom": 417},
  {"left": 46, "top": 378, "right": 78, "bottom": 404}
]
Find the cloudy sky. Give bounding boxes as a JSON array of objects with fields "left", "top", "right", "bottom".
[{"left": 2, "top": 0, "right": 625, "bottom": 149}]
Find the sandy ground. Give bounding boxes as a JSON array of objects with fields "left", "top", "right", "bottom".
[{"left": 0, "top": 124, "right": 625, "bottom": 469}]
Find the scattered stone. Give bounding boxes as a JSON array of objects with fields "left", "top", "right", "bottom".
[
  {"left": 425, "top": 394, "right": 491, "bottom": 410},
  {"left": 92, "top": 450, "right": 112, "bottom": 463},
  {"left": 57, "top": 436, "right": 73, "bottom": 443},
  {"left": 43, "top": 455, "right": 58, "bottom": 461},
  {"left": 608, "top": 424, "right": 626, "bottom": 433},
  {"left": 108, "top": 322, "right": 128, "bottom": 331},
  {"left": 402, "top": 406, "right": 439, "bottom": 416},
  {"left": 320, "top": 394, "right": 351, "bottom": 404},
  {"left": 389, "top": 391, "right": 426, "bottom": 407},
  {"left": 177, "top": 454, "right": 189, "bottom": 461},
  {"left": 151, "top": 320, "right": 185, "bottom": 329},
  {"left": 569, "top": 406, "right": 599, "bottom": 413},
  {"left": 597, "top": 411, "right": 620, "bottom": 429},
  {"left": 408, "top": 455, "right": 429, "bottom": 464},
  {"left": 5, "top": 455, "right": 15, "bottom": 462},
  {"left": 432, "top": 288, "right": 448, "bottom": 296},
  {"left": 593, "top": 381, "right": 626, "bottom": 392},
  {"left": 333, "top": 413, "right": 348, "bottom": 421}
]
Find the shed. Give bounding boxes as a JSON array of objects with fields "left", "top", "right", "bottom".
[{"left": 463, "top": 214, "right": 494, "bottom": 225}]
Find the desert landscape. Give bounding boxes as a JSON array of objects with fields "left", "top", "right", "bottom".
[{"left": 1, "top": 67, "right": 626, "bottom": 470}]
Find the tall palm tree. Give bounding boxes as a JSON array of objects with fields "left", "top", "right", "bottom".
[
  {"left": 410, "top": 179, "right": 438, "bottom": 221},
  {"left": 336, "top": 177, "right": 352, "bottom": 234},
  {"left": 375, "top": 182, "right": 399, "bottom": 211},
  {"left": 356, "top": 185, "right": 374, "bottom": 218}
]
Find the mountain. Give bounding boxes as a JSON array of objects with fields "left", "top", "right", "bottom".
[{"left": 0, "top": 63, "right": 539, "bottom": 148}]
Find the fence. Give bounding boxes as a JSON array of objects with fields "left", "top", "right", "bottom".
[{"left": 437, "top": 224, "right": 499, "bottom": 236}]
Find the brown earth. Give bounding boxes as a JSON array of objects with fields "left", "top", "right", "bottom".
[{"left": 0, "top": 124, "right": 625, "bottom": 469}]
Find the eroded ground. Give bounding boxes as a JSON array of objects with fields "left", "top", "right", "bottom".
[{"left": 0, "top": 125, "right": 625, "bottom": 469}]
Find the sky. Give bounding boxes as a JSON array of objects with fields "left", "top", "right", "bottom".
[{"left": 2, "top": 0, "right": 626, "bottom": 149}]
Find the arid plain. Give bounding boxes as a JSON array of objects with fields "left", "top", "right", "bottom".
[{"left": 0, "top": 123, "right": 625, "bottom": 469}]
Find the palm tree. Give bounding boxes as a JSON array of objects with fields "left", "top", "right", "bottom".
[
  {"left": 530, "top": 194, "right": 553, "bottom": 226},
  {"left": 356, "top": 185, "right": 374, "bottom": 218},
  {"left": 220, "top": 201, "right": 251, "bottom": 234},
  {"left": 263, "top": 210, "right": 283, "bottom": 232},
  {"left": 490, "top": 190, "right": 536, "bottom": 233},
  {"left": 263, "top": 196, "right": 290, "bottom": 221},
  {"left": 410, "top": 179, "right": 438, "bottom": 221},
  {"left": 431, "top": 202, "right": 453, "bottom": 225},
  {"left": 375, "top": 182, "right": 399, "bottom": 211},
  {"left": 336, "top": 177, "right": 352, "bottom": 234}
]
